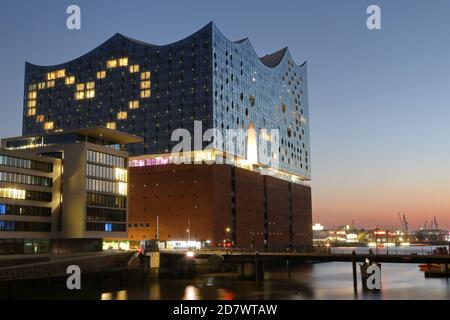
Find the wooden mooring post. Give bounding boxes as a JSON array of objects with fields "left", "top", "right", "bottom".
[{"left": 352, "top": 251, "right": 357, "bottom": 293}]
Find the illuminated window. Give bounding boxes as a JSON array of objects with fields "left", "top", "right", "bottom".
[
  {"left": 44, "top": 121, "right": 54, "bottom": 130},
  {"left": 129, "top": 64, "right": 139, "bottom": 73},
  {"left": 141, "top": 81, "right": 151, "bottom": 89},
  {"left": 118, "top": 182, "right": 127, "bottom": 195},
  {"left": 106, "top": 122, "right": 116, "bottom": 130},
  {"left": 76, "top": 83, "right": 85, "bottom": 91},
  {"left": 47, "top": 72, "right": 56, "bottom": 80},
  {"left": 117, "top": 111, "right": 127, "bottom": 120},
  {"left": 56, "top": 69, "right": 66, "bottom": 78},
  {"left": 141, "top": 90, "right": 151, "bottom": 98},
  {"left": 97, "top": 71, "right": 106, "bottom": 79},
  {"left": 118, "top": 57, "right": 128, "bottom": 66},
  {"left": 38, "top": 82, "right": 46, "bottom": 90},
  {"left": 114, "top": 168, "right": 128, "bottom": 182},
  {"left": 86, "top": 82, "right": 95, "bottom": 89},
  {"left": 28, "top": 84, "right": 36, "bottom": 91},
  {"left": 75, "top": 91, "right": 85, "bottom": 100},
  {"left": 28, "top": 100, "right": 36, "bottom": 108},
  {"left": 47, "top": 81, "right": 55, "bottom": 88},
  {"left": 27, "top": 108, "right": 36, "bottom": 116},
  {"left": 65, "top": 76, "right": 75, "bottom": 85},
  {"left": 281, "top": 103, "right": 287, "bottom": 113},
  {"left": 28, "top": 91, "right": 37, "bottom": 99},
  {"left": 141, "top": 71, "right": 151, "bottom": 80},
  {"left": 36, "top": 115, "right": 45, "bottom": 123},
  {"left": 86, "top": 90, "right": 95, "bottom": 99},
  {"left": 129, "top": 100, "right": 139, "bottom": 109},
  {"left": 107, "top": 59, "right": 117, "bottom": 68},
  {"left": 0, "top": 188, "right": 26, "bottom": 200}
]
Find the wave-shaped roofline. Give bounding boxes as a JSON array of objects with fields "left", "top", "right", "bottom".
[{"left": 26, "top": 22, "right": 306, "bottom": 69}]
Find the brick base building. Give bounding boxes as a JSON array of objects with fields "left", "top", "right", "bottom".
[{"left": 128, "top": 163, "right": 312, "bottom": 251}]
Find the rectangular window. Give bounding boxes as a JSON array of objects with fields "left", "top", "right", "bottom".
[
  {"left": 28, "top": 100, "right": 36, "bottom": 108},
  {"left": 56, "top": 69, "right": 66, "bottom": 78},
  {"left": 129, "top": 100, "right": 139, "bottom": 109},
  {"left": 141, "top": 71, "right": 151, "bottom": 80},
  {"left": 27, "top": 108, "right": 36, "bottom": 116},
  {"left": 118, "top": 57, "right": 128, "bottom": 66},
  {"left": 47, "top": 72, "right": 56, "bottom": 80},
  {"left": 107, "top": 59, "right": 117, "bottom": 68},
  {"left": 28, "top": 91, "right": 37, "bottom": 99},
  {"left": 76, "top": 83, "right": 85, "bottom": 91},
  {"left": 75, "top": 91, "right": 85, "bottom": 100},
  {"left": 28, "top": 84, "right": 37, "bottom": 91},
  {"left": 106, "top": 122, "right": 116, "bottom": 130},
  {"left": 36, "top": 115, "right": 45, "bottom": 123},
  {"left": 141, "top": 80, "right": 151, "bottom": 89},
  {"left": 44, "top": 121, "right": 54, "bottom": 130},
  {"left": 117, "top": 111, "right": 127, "bottom": 120},
  {"left": 86, "top": 82, "right": 95, "bottom": 89},
  {"left": 86, "top": 90, "right": 95, "bottom": 99},
  {"left": 65, "top": 76, "right": 75, "bottom": 85},
  {"left": 47, "top": 81, "right": 55, "bottom": 88},
  {"left": 97, "top": 71, "right": 106, "bottom": 79},
  {"left": 140, "top": 90, "right": 151, "bottom": 98},
  {"left": 38, "top": 82, "right": 46, "bottom": 90},
  {"left": 129, "top": 64, "right": 139, "bottom": 73}
]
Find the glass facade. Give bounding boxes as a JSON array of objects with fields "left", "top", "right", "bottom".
[
  {"left": 0, "top": 154, "right": 53, "bottom": 172},
  {"left": 22, "top": 22, "right": 310, "bottom": 180},
  {"left": 0, "top": 171, "right": 52, "bottom": 187}
]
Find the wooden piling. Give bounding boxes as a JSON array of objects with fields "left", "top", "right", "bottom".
[{"left": 352, "top": 251, "right": 357, "bottom": 294}]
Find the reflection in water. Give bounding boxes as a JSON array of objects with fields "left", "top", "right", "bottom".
[{"left": 8, "top": 261, "right": 450, "bottom": 300}]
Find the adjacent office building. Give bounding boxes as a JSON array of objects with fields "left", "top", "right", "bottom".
[
  {"left": 20, "top": 22, "right": 313, "bottom": 250},
  {"left": 0, "top": 128, "right": 141, "bottom": 254}
]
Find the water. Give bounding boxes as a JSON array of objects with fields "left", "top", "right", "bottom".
[{"left": 6, "top": 246, "right": 450, "bottom": 300}]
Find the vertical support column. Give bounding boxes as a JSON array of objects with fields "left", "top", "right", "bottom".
[
  {"left": 255, "top": 252, "right": 261, "bottom": 282},
  {"left": 287, "top": 259, "right": 291, "bottom": 280},
  {"left": 352, "top": 251, "right": 357, "bottom": 294}
]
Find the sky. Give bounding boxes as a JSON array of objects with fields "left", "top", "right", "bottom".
[{"left": 0, "top": 0, "right": 449, "bottom": 230}]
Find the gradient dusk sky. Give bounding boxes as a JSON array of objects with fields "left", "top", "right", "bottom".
[{"left": 0, "top": 0, "right": 449, "bottom": 230}]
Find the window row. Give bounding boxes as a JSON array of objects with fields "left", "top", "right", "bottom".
[
  {"left": 0, "top": 220, "right": 51, "bottom": 232},
  {"left": 0, "top": 155, "right": 53, "bottom": 172},
  {"left": 86, "top": 164, "right": 127, "bottom": 182},
  {"left": 0, "top": 171, "right": 52, "bottom": 187},
  {"left": 86, "top": 207, "right": 126, "bottom": 222},
  {"left": 0, "top": 204, "right": 52, "bottom": 217},
  {"left": 87, "top": 150, "right": 125, "bottom": 168},
  {"left": 86, "top": 222, "right": 126, "bottom": 232},
  {"left": 86, "top": 192, "right": 127, "bottom": 209},
  {"left": 86, "top": 178, "right": 127, "bottom": 195}
]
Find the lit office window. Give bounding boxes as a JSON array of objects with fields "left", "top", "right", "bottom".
[
  {"left": 75, "top": 91, "right": 85, "bottom": 100},
  {"left": 28, "top": 100, "right": 36, "bottom": 108},
  {"left": 44, "top": 121, "right": 54, "bottom": 130},
  {"left": 47, "top": 72, "right": 56, "bottom": 80},
  {"left": 117, "top": 111, "right": 127, "bottom": 120},
  {"left": 38, "top": 82, "right": 46, "bottom": 90},
  {"left": 28, "top": 84, "right": 36, "bottom": 91},
  {"left": 76, "top": 83, "right": 85, "bottom": 91},
  {"left": 36, "top": 115, "right": 44, "bottom": 123},
  {"left": 28, "top": 91, "right": 37, "bottom": 99},
  {"left": 27, "top": 108, "right": 36, "bottom": 116},
  {"left": 118, "top": 182, "right": 127, "bottom": 195},
  {"left": 141, "top": 71, "right": 151, "bottom": 80},
  {"left": 106, "top": 122, "right": 116, "bottom": 130},
  {"left": 118, "top": 57, "right": 128, "bottom": 66},
  {"left": 65, "top": 76, "right": 75, "bottom": 85},
  {"left": 86, "top": 90, "right": 95, "bottom": 99},
  {"left": 141, "top": 81, "right": 151, "bottom": 89},
  {"left": 129, "top": 100, "right": 139, "bottom": 109},
  {"left": 114, "top": 168, "right": 128, "bottom": 182},
  {"left": 47, "top": 81, "right": 55, "bottom": 88},
  {"left": 0, "top": 188, "right": 26, "bottom": 200},
  {"left": 129, "top": 64, "right": 139, "bottom": 73},
  {"left": 86, "top": 82, "right": 95, "bottom": 89},
  {"left": 56, "top": 69, "right": 66, "bottom": 78},
  {"left": 140, "top": 90, "right": 151, "bottom": 98},
  {"left": 96, "top": 71, "right": 106, "bottom": 79},
  {"left": 107, "top": 59, "right": 117, "bottom": 68}
]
